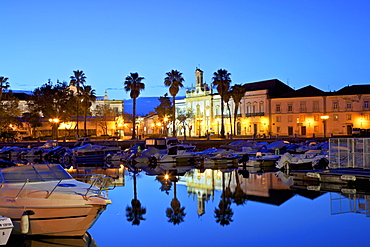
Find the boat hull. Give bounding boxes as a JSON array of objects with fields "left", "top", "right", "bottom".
[{"left": 0, "top": 203, "right": 106, "bottom": 236}]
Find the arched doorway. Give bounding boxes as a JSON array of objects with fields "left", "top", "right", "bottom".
[{"left": 237, "top": 122, "right": 241, "bottom": 135}]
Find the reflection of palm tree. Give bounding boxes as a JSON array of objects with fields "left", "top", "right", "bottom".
[
  {"left": 214, "top": 171, "right": 234, "bottom": 226},
  {"left": 166, "top": 179, "right": 186, "bottom": 225},
  {"left": 232, "top": 170, "right": 248, "bottom": 205},
  {"left": 126, "top": 172, "right": 146, "bottom": 225}
]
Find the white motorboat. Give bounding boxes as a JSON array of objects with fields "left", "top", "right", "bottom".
[
  {"left": 276, "top": 151, "right": 328, "bottom": 170},
  {"left": 0, "top": 164, "right": 112, "bottom": 236}
]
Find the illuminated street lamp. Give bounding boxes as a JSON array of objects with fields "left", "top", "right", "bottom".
[
  {"left": 49, "top": 118, "right": 59, "bottom": 140},
  {"left": 320, "top": 115, "right": 329, "bottom": 138}
]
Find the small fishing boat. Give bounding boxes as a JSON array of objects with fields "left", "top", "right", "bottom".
[
  {"left": 0, "top": 164, "right": 113, "bottom": 236},
  {"left": 276, "top": 151, "right": 328, "bottom": 170}
]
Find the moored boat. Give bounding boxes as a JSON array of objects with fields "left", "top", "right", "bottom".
[{"left": 0, "top": 164, "right": 113, "bottom": 236}]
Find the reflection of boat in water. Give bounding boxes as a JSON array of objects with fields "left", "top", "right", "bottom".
[
  {"left": 67, "top": 165, "right": 125, "bottom": 187},
  {"left": 0, "top": 164, "right": 112, "bottom": 236},
  {"left": 202, "top": 156, "right": 239, "bottom": 169},
  {"left": 19, "top": 141, "right": 59, "bottom": 162},
  {"left": 129, "top": 137, "right": 198, "bottom": 166},
  {"left": 0, "top": 146, "right": 29, "bottom": 160},
  {"left": 5, "top": 231, "right": 98, "bottom": 247}
]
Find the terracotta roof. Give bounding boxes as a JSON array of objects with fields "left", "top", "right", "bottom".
[
  {"left": 279, "top": 85, "right": 326, "bottom": 98},
  {"left": 242, "top": 79, "right": 294, "bottom": 98},
  {"left": 334, "top": 85, "right": 370, "bottom": 95}
]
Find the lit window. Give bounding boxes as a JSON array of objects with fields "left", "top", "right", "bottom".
[
  {"left": 246, "top": 103, "right": 251, "bottom": 114},
  {"left": 333, "top": 114, "right": 339, "bottom": 121},
  {"left": 259, "top": 102, "right": 264, "bottom": 113},
  {"left": 276, "top": 104, "right": 281, "bottom": 113},
  {"left": 288, "top": 103, "right": 293, "bottom": 112},
  {"left": 364, "top": 101, "right": 369, "bottom": 110},
  {"left": 313, "top": 101, "right": 319, "bottom": 112},
  {"left": 333, "top": 101, "right": 338, "bottom": 111}
]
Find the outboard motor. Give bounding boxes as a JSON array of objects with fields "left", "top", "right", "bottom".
[
  {"left": 314, "top": 157, "right": 329, "bottom": 169},
  {"left": 238, "top": 153, "right": 249, "bottom": 168}
]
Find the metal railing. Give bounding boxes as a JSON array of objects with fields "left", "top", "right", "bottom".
[
  {"left": 329, "top": 138, "right": 370, "bottom": 169},
  {"left": 3, "top": 175, "right": 115, "bottom": 199}
]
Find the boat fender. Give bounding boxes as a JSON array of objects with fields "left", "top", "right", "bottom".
[
  {"left": 21, "top": 210, "right": 35, "bottom": 235},
  {"left": 275, "top": 148, "right": 280, "bottom": 155}
]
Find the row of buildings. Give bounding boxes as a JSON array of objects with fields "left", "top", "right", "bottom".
[
  {"left": 10, "top": 69, "right": 370, "bottom": 139},
  {"left": 148, "top": 68, "right": 370, "bottom": 138}
]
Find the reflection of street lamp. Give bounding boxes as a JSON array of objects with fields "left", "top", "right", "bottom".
[
  {"left": 320, "top": 115, "right": 329, "bottom": 138},
  {"left": 49, "top": 118, "right": 59, "bottom": 140}
]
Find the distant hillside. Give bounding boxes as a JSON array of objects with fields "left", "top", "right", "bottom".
[
  {"left": 124, "top": 97, "right": 160, "bottom": 116},
  {"left": 124, "top": 96, "right": 185, "bottom": 116}
]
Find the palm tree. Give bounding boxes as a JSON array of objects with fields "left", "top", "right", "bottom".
[
  {"left": 124, "top": 72, "right": 145, "bottom": 140},
  {"left": 80, "top": 85, "right": 96, "bottom": 137},
  {"left": 230, "top": 84, "right": 246, "bottom": 136},
  {"left": 126, "top": 171, "right": 146, "bottom": 225},
  {"left": 164, "top": 70, "right": 184, "bottom": 137},
  {"left": 166, "top": 178, "right": 186, "bottom": 225},
  {"left": 212, "top": 69, "right": 231, "bottom": 138},
  {"left": 0, "top": 76, "right": 10, "bottom": 101},
  {"left": 223, "top": 90, "right": 233, "bottom": 139},
  {"left": 70, "top": 70, "right": 86, "bottom": 138}
]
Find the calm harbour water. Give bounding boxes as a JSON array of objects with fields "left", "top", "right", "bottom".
[{"left": 5, "top": 163, "right": 370, "bottom": 247}]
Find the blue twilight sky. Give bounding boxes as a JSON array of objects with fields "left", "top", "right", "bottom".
[{"left": 1, "top": 0, "right": 370, "bottom": 100}]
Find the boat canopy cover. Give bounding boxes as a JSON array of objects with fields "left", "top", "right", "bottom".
[{"left": 0, "top": 164, "right": 72, "bottom": 183}]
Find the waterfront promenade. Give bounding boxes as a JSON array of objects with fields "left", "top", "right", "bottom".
[{"left": 0, "top": 135, "right": 329, "bottom": 151}]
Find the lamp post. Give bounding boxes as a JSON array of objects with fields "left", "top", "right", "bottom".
[
  {"left": 320, "top": 116, "right": 329, "bottom": 138},
  {"left": 49, "top": 118, "right": 59, "bottom": 140},
  {"left": 163, "top": 116, "right": 168, "bottom": 136}
]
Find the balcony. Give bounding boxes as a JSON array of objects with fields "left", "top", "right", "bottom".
[{"left": 246, "top": 112, "right": 265, "bottom": 117}]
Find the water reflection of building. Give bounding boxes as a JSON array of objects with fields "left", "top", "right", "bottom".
[
  {"left": 180, "top": 169, "right": 293, "bottom": 215},
  {"left": 331, "top": 193, "right": 370, "bottom": 217},
  {"left": 67, "top": 166, "right": 125, "bottom": 187},
  {"left": 179, "top": 169, "right": 219, "bottom": 216}
]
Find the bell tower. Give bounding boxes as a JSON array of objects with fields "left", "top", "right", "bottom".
[{"left": 195, "top": 68, "right": 203, "bottom": 88}]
